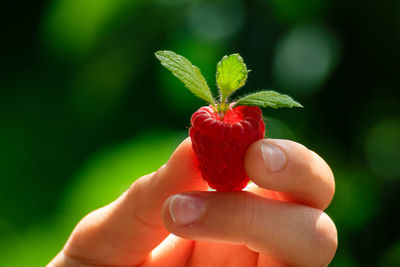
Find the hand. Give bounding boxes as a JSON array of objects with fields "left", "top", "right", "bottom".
[{"left": 48, "top": 138, "right": 337, "bottom": 267}]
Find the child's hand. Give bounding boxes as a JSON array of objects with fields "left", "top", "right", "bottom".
[{"left": 48, "top": 138, "right": 337, "bottom": 267}]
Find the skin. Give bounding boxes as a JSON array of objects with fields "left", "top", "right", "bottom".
[{"left": 48, "top": 138, "right": 337, "bottom": 267}]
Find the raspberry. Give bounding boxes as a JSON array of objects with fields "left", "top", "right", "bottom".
[
  {"left": 155, "top": 50, "right": 302, "bottom": 191},
  {"left": 189, "top": 105, "right": 265, "bottom": 191}
]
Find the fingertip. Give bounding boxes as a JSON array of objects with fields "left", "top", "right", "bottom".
[
  {"left": 244, "top": 139, "right": 291, "bottom": 190},
  {"left": 312, "top": 212, "right": 338, "bottom": 265},
  {"left": 161, "top": 193, "right": 206, "bottom": 233},
  {"left": 308, "top": 149, "right": 336, "bottom": 195},
  {"left": 157, "top": 137, "right": 206, "bottom": 191},
  {"left": 244, "top": 139, "right": 335, "bottom": 210},
  {"left": 166, "top": 137, "right": 195, "bottom": 168},
  {"left": 161, "top": 195, "right": 175, "bottom": 234}
]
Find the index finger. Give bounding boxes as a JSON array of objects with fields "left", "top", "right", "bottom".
[
  {"left": 51, "top": 138, "right": 208, "bottom": 266},
  {"left": 244, "top": 139, "right": 335, "bottom": 210}
]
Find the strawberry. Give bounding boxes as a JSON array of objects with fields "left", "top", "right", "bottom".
[{"left": 155, "top": 51, "right": 302, "bottom": 191}]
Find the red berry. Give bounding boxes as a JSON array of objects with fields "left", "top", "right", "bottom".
[
  {"left": 189, "top": 105, "right": 265, "bottom": 191},
  {"left": 155, "top": 51, "right": 300, "bottom": 190}
]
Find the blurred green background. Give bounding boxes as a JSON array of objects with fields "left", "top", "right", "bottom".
[{"left": 1, "top": 0, "right": 399, "bottom": 266}]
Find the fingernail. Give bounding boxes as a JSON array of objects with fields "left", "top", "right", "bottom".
[
  {"left": 261, "top": 142, "right": 287, "bottom": 173},
  {"left": 169, "top": 194, "right": 204, "bottom": 226}
]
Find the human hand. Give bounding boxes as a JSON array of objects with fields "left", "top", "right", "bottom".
[{"left": 48, "top": 138, "right": 337, "bottom": 267}]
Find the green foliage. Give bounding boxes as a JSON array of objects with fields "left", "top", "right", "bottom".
[
  {"left": 216, "top": 53, "right": 249, "bottom": 100},
  {"left": 234, "top": 91, "right": 303, "bottom": 109},
  {"left": 155, "top": 50, "right": 214, "bottom": 104}
]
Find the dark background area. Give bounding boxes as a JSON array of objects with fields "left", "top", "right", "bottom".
[{"left": 1, "top": 0, "right": 400, "bottom": 266}]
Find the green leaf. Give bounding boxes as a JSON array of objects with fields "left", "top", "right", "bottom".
[
  {"left": 216, "top": 53, "right": 249, "bottom": 100},
  {"left": 155, "top": 50, "right": 214, "bottom": 104},
  {"left": 234, "top": 91, "right": 303, "bottom": 109}
]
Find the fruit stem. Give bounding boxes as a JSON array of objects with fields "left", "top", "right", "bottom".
[
  {"left": 214, "top": 96, "right": 229, "bottom": 121},
  {"left": 213, "top": 85, "right": 231, "bottom": 121}
]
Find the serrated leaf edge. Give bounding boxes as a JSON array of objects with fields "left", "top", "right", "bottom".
[
  {"left": 216, "top": 53, "right": 249, "bottom": 100},
  {"left": 233, "top": 90, "right": 303, "bottom": 109},
  {"left": 155, "top": 50, "right": 215, "bottom": 104}
]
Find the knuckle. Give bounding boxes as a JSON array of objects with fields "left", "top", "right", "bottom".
[
  {"left": 125, "top": 172, "right": 155, "bottom": 204},
  {"left": 244, "top": 195, "right": 259, "bottom": 227},
  {"left": 125, "top": 179, "right": 144, "bottom": 207},
  {"left": 125, "top": 173, "right": 165, "bottom": 230},
  {"left": 233, "top": 193, "right": 260, "bottom": 243}
]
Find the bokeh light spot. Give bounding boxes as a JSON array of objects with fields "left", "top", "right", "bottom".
[
  {"left": 273, "top": 24, "right": 341, "bottom": 95},
  {"left": 187, "top": 0, "right": 244, "bottom": 41}
]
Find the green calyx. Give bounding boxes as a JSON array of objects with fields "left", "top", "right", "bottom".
[{"left": 155, "top": 50, "right": 302, "bottom": 118}]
